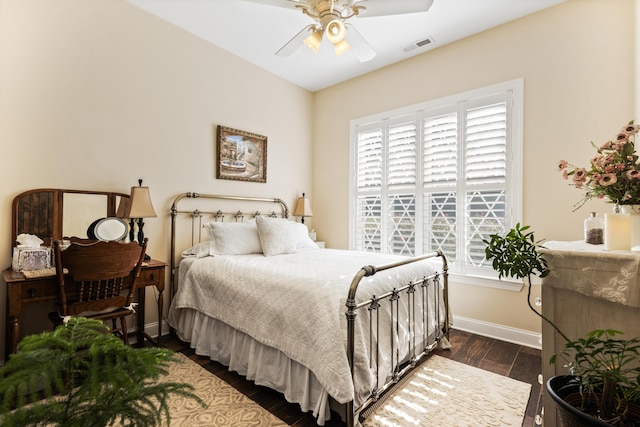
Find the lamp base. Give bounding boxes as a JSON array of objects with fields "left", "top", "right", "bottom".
[{"left": 136, "top": 218, "right": 151, "bottom": 261}]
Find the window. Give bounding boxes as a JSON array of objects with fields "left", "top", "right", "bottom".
[{"left": 350, "top": 79, "right": 523, "bottom": 280}]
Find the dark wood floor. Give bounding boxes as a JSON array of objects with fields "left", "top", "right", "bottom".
[{"left": 161, "top": 328, "right": 543, "bottom": 427}]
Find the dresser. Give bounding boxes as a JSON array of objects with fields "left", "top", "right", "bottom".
[
  {"left": 3, "top": 259, "right": 166, "bottom": 360},
  {"left": 540, "top": 241, "right": 640, "bottom": 427},
  {"left": 4, "top": 188, "right": 168, "bottom": 361}
]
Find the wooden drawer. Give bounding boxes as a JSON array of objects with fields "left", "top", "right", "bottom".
[
  {"left": 137, "top": 264, "right": 164, "bottom": 288},
  {"left": 18, "top": 278, "right": 57, "bottom": 301}
]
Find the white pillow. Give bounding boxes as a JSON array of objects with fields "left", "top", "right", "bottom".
[
  {"left": 256, "top": 216, "right": 299, "bottom": 256},
  {"left": 181, "top": 241, "right": 211, "bottom": 258},
  {"left": 204, "top": 220, "right": 262, "bottom": 255},
  {"left": 291, "top": 222, "right": 318, "bottom": 249}
]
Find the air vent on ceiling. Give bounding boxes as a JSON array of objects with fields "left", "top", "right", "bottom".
[{"left": 402, "top": 36, "right": 434, "bottom": 52}]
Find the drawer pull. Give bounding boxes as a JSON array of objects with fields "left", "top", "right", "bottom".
[
  {"left": 150, "top": 273, "right": 156, "bottom": 281},
  {"left": 28, "top": 288, "right": 36, "bottom": 298}
]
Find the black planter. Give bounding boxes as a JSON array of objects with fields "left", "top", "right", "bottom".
[{"left": 546, "top": 375, "right": 612, "bottom": 427}]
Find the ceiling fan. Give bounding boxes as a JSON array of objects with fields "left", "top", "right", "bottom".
[{"left": 243, "top": 0, "right": 435, "bottom": 62}]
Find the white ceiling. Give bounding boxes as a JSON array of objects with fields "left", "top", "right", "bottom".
[{"left": 127, "top": 0, "right": 566, "bottom": 92}]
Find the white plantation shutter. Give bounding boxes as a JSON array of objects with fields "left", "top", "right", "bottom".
[
  {"left": 356, "top": 129, "right": 383, "bottom": 190},
  {"left": 351, "top": 80, "right": 522, "bottom": 278},
  {"left": 388, "top": 122, "right": 416, "bottom": 190},
  {"left": 424, "top": 113, "right": 457, "bottom": 187},
  {"left": 466, "top": 103, "right": 507, "bottom": 186},
  {"left": 465, "top": 103, "right": 508, "bottom": 269},
  {"left": 387, "top": 122, "right": 417, "bottom": 256}
]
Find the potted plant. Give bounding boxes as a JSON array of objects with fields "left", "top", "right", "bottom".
[
  {"left": 548, "top": 330, "right": 640, "bottom": 426},
  {"left": 0, "top": 317, "right": 205, "bottom": 426},
  {"left": 484, "top": 224, "right": 640, "bottom": 426}
]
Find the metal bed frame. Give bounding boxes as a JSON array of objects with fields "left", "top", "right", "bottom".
[{"left": 169, "top": 192, "right": 449, "bottom": 427}]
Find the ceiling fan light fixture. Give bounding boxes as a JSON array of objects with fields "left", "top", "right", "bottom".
[
  {"left": 333, "top": 39, "right": 350, "bottom": 57},
  {"left": 324, "top": 19, "right": 346, "bottom": 44},
  {"left": 304, "top": 29, "right": 323, "bottom": 53}
]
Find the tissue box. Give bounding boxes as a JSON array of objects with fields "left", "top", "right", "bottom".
[{"left": 12, "top": 246, "right": 51, "bottom": 272}]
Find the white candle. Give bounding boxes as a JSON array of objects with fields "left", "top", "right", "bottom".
[{"left": 605, "top": 213, "right": 632, "bottom": 250}]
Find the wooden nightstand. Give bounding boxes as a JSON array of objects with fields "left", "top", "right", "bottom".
[{"left": 3, "top": 259, "right": 167, "bottom": 360}]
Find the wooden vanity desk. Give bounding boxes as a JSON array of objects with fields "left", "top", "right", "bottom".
[{"left": 3, "top": 188, "right": 166, "bottom": 360}]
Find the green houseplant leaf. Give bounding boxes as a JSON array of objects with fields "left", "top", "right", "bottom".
[{"left": 0, "top": 317, "right": 205, "bottom": 427}]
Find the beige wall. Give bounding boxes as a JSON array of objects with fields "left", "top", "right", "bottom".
[
  {"left": 312, "top": 0, "right": 635, "bottom": 337},
  {"left": 0, "top": 0, "right": 314, "bottom": 358}
]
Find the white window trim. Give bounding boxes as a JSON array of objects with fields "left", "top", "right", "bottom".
[{"left": 349, "top": 78, "right": 524, "bottom": 287}]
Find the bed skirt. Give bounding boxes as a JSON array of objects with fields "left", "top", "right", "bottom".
[{"left": 168, "top": 307, "right": 335, "bottom": 425}]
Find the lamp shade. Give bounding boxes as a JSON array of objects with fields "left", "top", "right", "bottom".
[
  {"left": 333, "top": 39, "right": 350, "bottom": 56},
  {"left": 116, "top": 197, "right": 130, "bottom": 219},
  {"left": 293, "top": 193, "right": 313, "bottom": 217},
  {"left": 325, "top": 19, "right": 346, "bottom": 44},
  {"left": 304, "top": 29, "right": 322, "bottom": 53},
  {"left": 127, "top": 185, "right": 157, "bottom": 219}
]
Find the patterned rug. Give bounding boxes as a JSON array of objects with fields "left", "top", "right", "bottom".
[
  {"left": 361, "top": 355, "right": 532, "bottom": 427},
  {"left": 160, "top": 353, "right": 287, "bottom": 426}
]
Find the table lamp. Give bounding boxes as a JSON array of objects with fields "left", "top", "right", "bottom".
[
  {"left": 126, "top": 179, "right": 157, "bottom": 258},
  {"left": 293, "top": 192, "right": 313, "bottom": 224}
]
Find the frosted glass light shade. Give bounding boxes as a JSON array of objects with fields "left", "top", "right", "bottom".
[
  {"left": 304, "top": 30, "right": 322, "bottom": 53},
  {"left": 325, "top": 19, "right": 346, "bottom": 44},
  {"left": 333, "top": 39, "right": 350, "bottom": 56}
]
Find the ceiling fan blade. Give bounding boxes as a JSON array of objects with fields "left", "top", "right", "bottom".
[
  {"left": 353, "top": 0, "right": 434, "bottom": 17},
  {"left": 345, "top": 24, "right": 376, "bottom": 62},
  {"left": 241, "top": 0, "right": 305, "bottom": 10},
  {"left": 275, "top": 24, "right": 314, "bottom": 57}
]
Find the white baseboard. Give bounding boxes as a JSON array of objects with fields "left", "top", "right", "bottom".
[
  {"left": 141, "top": 317, "right": 541, "bottom": 350},
  {"left": 452, "top": 315, "right": 541, "bottom": 350},
  {"left": 129, "top": 319, "right": 172, "bottom": 344}
]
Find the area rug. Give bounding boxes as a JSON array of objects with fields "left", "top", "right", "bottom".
[
  {"left": 361, "top": 355, "right": 532, "bottom": 427},
  {"left": 159, "top": 353, "right": 287, "bottom": 427}
]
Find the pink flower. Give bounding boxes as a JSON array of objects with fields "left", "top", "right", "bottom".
[
  {"left": 622, "top": 124, "right": 640, "bottom": 135},
  {"left": 557, "top": 160, "right": 568, "bottom": 171},
  {"left": 627, "top": 169, "right": 640, "bottom": 179},
  {"left": 616, "top": 132, "right": 629, "bottom": 142},
  {"left": 573, "top": 168, "right": 587, "bottom": 183},
  {"left": 598, "top": 173, "right": 617, "bottom": 187}
]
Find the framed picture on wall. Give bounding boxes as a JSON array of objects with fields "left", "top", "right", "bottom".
[{"left": 216, "top": 125, "right": 267, "bottom": 183}]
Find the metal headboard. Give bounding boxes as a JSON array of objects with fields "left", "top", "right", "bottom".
[{"left": 169, "top": 192, "right": 289, "bottom": 297}]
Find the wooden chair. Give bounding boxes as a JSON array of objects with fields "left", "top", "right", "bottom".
[{"left": 49, "top": 238, "right": 148, "bottom": 345}]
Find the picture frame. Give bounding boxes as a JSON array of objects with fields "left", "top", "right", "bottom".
[{"left": 216, "top": 125, "right": 267, "bottom": 183}]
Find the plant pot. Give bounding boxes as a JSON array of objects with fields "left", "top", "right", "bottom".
[
  {"left": 546, "top": 375, "right": 640, "bottom": 427},
  {"left": 547, "top": 375, "right": 612, "bottom": 427}
]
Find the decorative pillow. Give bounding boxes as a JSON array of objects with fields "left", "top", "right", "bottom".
[
  {"left": 256, "top": 216, "right": 299, "bottom": 256},
  {"left": 181, "top": 241, "right": 211, "bottom": 258},
  {"left": 204, "top": 220, "right": 262, "bottom": 255}
]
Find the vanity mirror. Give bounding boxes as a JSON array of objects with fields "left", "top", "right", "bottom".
[{"left": 11, "top": 189, "right": 130, "bottom": 248}]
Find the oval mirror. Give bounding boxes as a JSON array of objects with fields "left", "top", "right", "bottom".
[{"left": 87, "top": 217, "right": 129, "bottom": 242}]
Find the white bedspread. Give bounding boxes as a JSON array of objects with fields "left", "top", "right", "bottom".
[{"left": 169, "top": 248, "right": 441, "bottom": 405}]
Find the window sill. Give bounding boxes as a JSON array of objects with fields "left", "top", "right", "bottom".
[{"left": 448, "top": 272, "right": 535, "bottom": 292}]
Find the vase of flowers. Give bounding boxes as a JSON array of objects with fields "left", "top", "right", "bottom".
[
  {"left": 558, "top": 121, "right": 640, "bottom": 247},
  {"left": 558, "top": 121, "right": 640, "bottom": 207}
]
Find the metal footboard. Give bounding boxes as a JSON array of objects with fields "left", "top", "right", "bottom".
[{"left": 345, "top": 251, "right": 449, "bottom": 427}]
